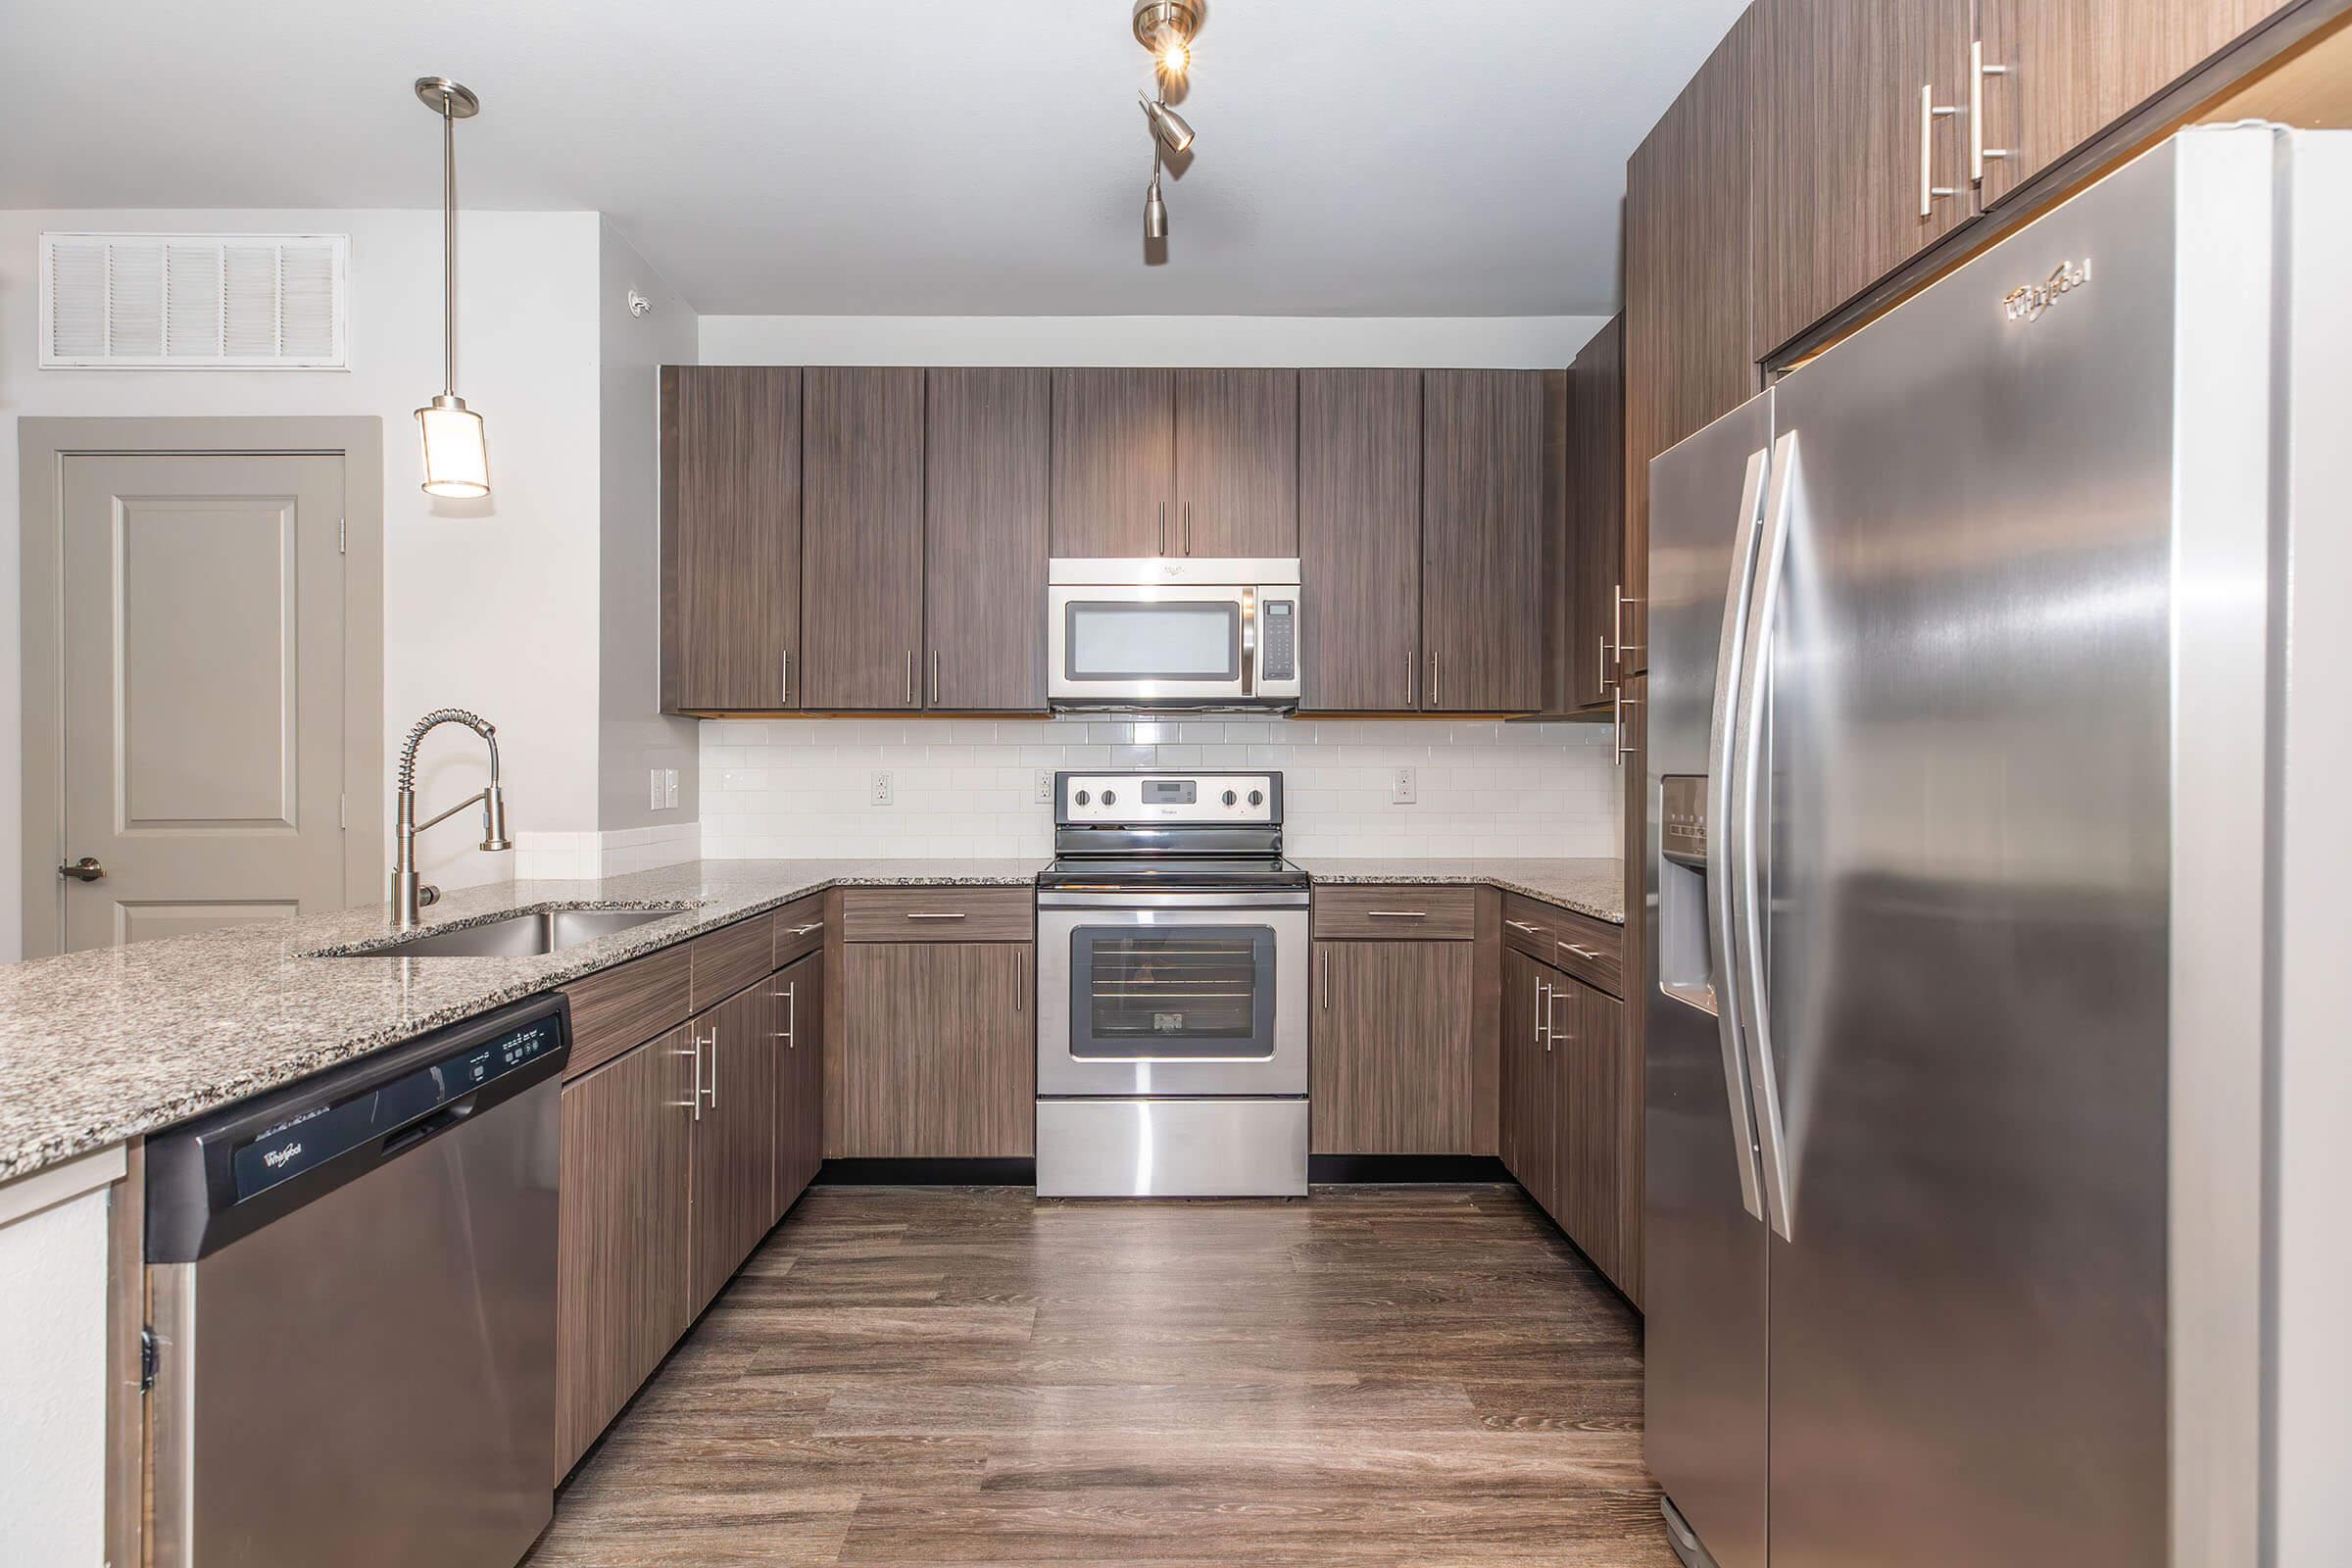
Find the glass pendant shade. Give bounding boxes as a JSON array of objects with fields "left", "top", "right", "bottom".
[{"left": 416, "top": 394, "right": 489, "bottom": 498}]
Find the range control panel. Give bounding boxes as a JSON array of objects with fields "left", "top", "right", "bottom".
[{"left": 1057, "top": 771, "right": 1280, "bottom": 825}]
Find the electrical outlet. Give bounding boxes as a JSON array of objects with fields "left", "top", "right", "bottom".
[
  {"left": 662, "top": 768, "right": 680, "bottom": 809},
  {"left": 1391, "top": 766, "right": 1417, "bottom": 805},
  {"left": 650, "top": 767, "right": 666, "bottom": 810},
  {"left": 1034, "top": 768, "right": 1054, "bottom": 804},
  {"left": 870, "top": 770, "right": 895, "bottom": 807}
]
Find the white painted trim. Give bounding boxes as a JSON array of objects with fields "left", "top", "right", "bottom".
[
  {"left": 0, "top": 1143, "right": 125, "bottom": 1229},
  {"left": 699, "top": 314, "right": 1611, "bottom": 369}
]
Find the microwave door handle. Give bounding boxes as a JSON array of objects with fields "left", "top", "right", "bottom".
[
  {"left": 1240, "top": 590, "right": 1257, "bottom": 698},
  {"left": 1708, "top": 444, "right": 1773, "bottom": 1224}
]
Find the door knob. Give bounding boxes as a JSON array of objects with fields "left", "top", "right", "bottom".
[{"left": 58, "top": 857, "right": 105, "bottom": 882}]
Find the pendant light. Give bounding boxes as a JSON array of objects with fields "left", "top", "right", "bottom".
[{"left": 414, "top": 76, "right": 489, "bottom": 499}]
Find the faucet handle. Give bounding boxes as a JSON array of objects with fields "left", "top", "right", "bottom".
[{"left": 417, "top": 884, "right": 442, "bottom": 909}]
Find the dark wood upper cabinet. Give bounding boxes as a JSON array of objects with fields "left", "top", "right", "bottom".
[
  {"left": 661, "top": 366, "right": 799, "bottom": 713},
  {"left": 925, "top": 368, "right": 1050, "bottom": 710},
  {"left": 1626, "top": 9, "right": 1759, "bottom": 677},
  {"left": 1565, "top": 318, "right": 1626, "bottom": 712},
  {"left": 1752, "top": 0, "right": 1975, "bottom": 363},
  {"left": 800, "top": 367, "right": 925, "bottom": 710},
  {"left": 1298, "top": 368, "right": 1422, "bottom": 711},
  {"left": 1976, "top": 0, "right": 2294, "bottom": 205},
  {"left": 1050, "top": 368, "right": 1174, "bottom": 558},
  {"left": 1421, "top": 369, "right": 1545, "bottom": 712},
  {"left": 1174, "top": 368, "right": 1298, "bottom": 558}
]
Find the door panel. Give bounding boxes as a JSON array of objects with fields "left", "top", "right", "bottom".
[
  {"left": 1421, "top": 370, "right": 1544, "bottom": 712},
  {"left": 925, "top": 368, "right": 1049, "bottom": 710},
  {"left": 556, "top": 1027, "right": 695, "bottom": 1479},
  {"left": 1298, "top": 368, "right": 1422, "bottom": 711},
  {"left": 1174, "top": 369, "right": 1298, "bottom": 558},
  {"left": 690, "top": 984, "right": 780, "bottom": 1312},
  {"left": 1568, "top": 318, "right": 1626, "bottom": 712},
  {"left": 1498, "top": 950, "right": 1554, "bottom": 1205},
  {"left": 802, "top": 368, "right": 925, "bottom": 710},
  {"left": 772, "top": 952, "right": 825, "bottom": 1219},
  {"left": 1753, "top": 0, "right": 1975, "bottom": 362},
  {"left": 1050, "top": 368, "right": 1173, "bottom": 558},
  {"left": 834, "top": 942, "right": 1034, "bottom": 1157},
  {"left": 1978, "top": 0, "right": 2294, "bottom": 204},
  {"left": 662, "top": 366, "right": 799, "bottom": 711},
  {"left": 1309, "top": 941, "right": 1476, "bottom": 1154},
  {"left": 59, "top": 453, "right": 347, "bottom": 953}
]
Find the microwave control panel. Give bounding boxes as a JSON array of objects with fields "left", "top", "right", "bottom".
[{"left": 1258, "top": 598, "right": 1297, "bottom": 682}]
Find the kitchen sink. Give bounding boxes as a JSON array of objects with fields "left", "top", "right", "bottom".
[{"left": 317, "top": 905, "right": 688, "bottom": 959}]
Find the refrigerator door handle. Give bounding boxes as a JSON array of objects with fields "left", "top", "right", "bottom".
[
  {"left": 1732, "top": 427, "right": 1800, "bottom": 1242},
  {"left": 1706, "top": 443, "right": 1773, "bottom": 1223}
]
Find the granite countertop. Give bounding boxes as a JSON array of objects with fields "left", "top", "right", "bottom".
[
  {"left": 0, "top": 854, "right": 1626, "bottom": 1186},
  {"left": 0, "top": 858, "right": 1042, "bottom": 1185},
  {"left": 1297, "top": 858, "right": 1626, "bottom": 925}
]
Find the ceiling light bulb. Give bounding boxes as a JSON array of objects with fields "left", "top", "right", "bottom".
[
  {"left": 1139, "top": 93, "right": 1196, "bottom": 154},
  {"left": 1146, "top": 174, "right": 1168, "bottom": 240},
  {"left": 1157, "top": 39, "right": 1190, "bottom": 74}
]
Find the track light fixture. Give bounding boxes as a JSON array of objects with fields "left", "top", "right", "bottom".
[
  {"left": 1138, "top": 92, "right": 1195, "bottom": 154},
  {"left": 1133, "top": 0, "right": 1200, "bottom": 78},
  {"left": 1130, "top": 0, "right": 1202, "bottom": 246}
]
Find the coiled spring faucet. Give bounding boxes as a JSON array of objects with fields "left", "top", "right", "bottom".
[{"left": 390, "top": 708, "right": 512, "bottom": 926}]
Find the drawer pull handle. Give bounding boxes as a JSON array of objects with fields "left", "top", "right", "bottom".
[
  {"left": 1504, "top": 920, "right": 1542, "bottom": 935},
  {"left": 1364, "top": 910, "right": 1428, "bottom": 919},
  {"left": 1560, "top": 942, "right": 1603, "bottom": 961},
  {"left": 902, "top": 912, "right": 968, "bottom": 920},
  {"left": 786, "top": 922, "right": 823, "bottom": 937}
]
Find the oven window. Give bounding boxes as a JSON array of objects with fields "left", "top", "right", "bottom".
[
  {"left": 1068, "top": 924, "right": 1276, "bottom": 1059},
  {"left": 1064, "top": 601, "right": 1240, "bottom": 681}
]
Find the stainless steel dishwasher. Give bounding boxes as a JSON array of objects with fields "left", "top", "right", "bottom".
[{"left": 145, "top": 994, "right": 570, "bottom": 1568}]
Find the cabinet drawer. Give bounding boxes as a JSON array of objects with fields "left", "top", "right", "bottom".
[
  {"left": 691, "top": 915, "right": 773, "bottom": 1010},
  {"left": 1500, "top": 894, "right": 1562, "bottom": 959},
  {"left": 1545, "top": 906, "right": 1624, "bottom": 999},
  {"left": 839, "top": 886, "right": 1033, "bottom": 942},
  {"left": 769, "top": 893, "right": 827, "bottom": 968},
  {"left": 1311, "top": 886, "right": 1477, "bottom": 941},
  {"left": 564, "top": 943, "right": 692, "bottom": 1078}
]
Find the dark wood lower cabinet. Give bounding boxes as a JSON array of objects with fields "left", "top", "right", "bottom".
[
  {"left": 1309, "top": 939, "right": 1476, "bottom": 1153},
  {"left": 1499, "top": 950, "right": 1556, "bottom": 1204},
  {"left": 555, "top": 1025, "right": 695, "bottom": 1480},
  {"left": 690, "top": 982, "right": 779, "bottom": 1313},
  {"left": 772, "top": 951, "right": 824, "bottom": 1220},
  {"left": 833, "top": 940, "right": 1034, "bottom": 1157}
]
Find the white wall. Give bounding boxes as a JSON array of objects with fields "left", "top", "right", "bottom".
[
  {"left": 700, "top": 315, "right": 1611, "bottom": 368},
  {"left": 702, "top": 715, "right": 1620, "bottom": 861}
]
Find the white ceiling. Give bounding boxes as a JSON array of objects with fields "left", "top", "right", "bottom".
[{"left": 0, "top": 0, "right": 1747, "bottom": 318}]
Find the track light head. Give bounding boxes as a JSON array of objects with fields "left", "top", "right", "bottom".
[{"left": 1139, "top": 93, "right": 1196, "bottom": 153}]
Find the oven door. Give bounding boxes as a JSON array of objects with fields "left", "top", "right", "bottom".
[
  {"left": 1048, "top": 584, "right": 1250, "bottom": 705},
  {"left": 1037, "top": 897, "right": 1307, "bottom": 1097}
]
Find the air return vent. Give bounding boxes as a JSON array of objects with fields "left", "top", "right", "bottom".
[{"left": 39, "top": 233, "right": 348, "bottom": 368}]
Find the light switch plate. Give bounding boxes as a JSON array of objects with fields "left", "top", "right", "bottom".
[
  {"left": 650, "top": 767, "right": 665, "bottom": 810},
  {"left": 1391, "top": 766, "right": 1417, "bottom": 805},
  {"left": 662, "top": 768, "right": 680, "bottom": 808},
  {"left": 870, "top": 770, "right": 894, "bottom": 807}
]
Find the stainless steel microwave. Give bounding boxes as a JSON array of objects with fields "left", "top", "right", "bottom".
[{"left": 1047, "top": 558, "right": 1300, "bottom": 711}]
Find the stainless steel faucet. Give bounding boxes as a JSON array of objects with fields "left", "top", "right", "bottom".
[{"left": 390, "top": 708, "right": 513, "bottom": 926}]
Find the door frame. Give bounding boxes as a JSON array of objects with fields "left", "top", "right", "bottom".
[{"left": 18, "top": 417, "right": 384, "bottom": 958}]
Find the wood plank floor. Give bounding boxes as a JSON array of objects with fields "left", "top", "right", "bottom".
[{"left": 525, "top": 1184, "right": 1674, "bottom": 1567}]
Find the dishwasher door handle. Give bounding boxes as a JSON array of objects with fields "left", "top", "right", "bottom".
[{"left": 379, "top": 1094, "right": 480, "bottom": 1158}]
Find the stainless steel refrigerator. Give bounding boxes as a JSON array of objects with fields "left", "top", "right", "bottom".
[{"left": 1643, "top": 125, "right": 2350, "bottom": 1568}]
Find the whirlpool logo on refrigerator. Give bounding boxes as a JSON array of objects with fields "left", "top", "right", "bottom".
[{"left": 2003, "top": 259, "right": 2091, "bottom": 322}]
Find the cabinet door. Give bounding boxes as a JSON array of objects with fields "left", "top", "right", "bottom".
[
  {"left": 1308, "top": 940, "right": 1476, "bottom": 1154},
  {"left": 1298, "top": 369, "right": 1422, "bottom": 711},
  {"left": 1977, "top": 0, "right": 2294, "bottom": 205},
  {"left": 1626, "top": 11, "right": 1758, "bottom": 678},
  {"left": 1421, "top": 370, "right": 1545, "bottom": 712},
  {"left": 925, "top": 368, "right": 1050, "bottom": 710},
  {"left": 834, "top": 942, "right": 1034, "bottom": 1157},
  {"left": 772, "top": 951, "right": 825, "bottom": 1221},
  {"left": 689, "top": 984, "right": 780, "bottom": 1313},
  {"left": 1566, "top": 318, "right": 1626, "bottom": 712},
  {"left": 1614, "top": 670, "right": 1646, "bottom": 1306},
  {"left": 1753, "top": 0, "right": 1975, "bottom": 362},
  {"left": 1585, "top": 980, "right": 1640, "bottom": 1306},
  {"left": 801, "top": 367, "right": 925, "bottom": 710},
  {"left": 1498, "top": 950, "right": 1555, "bottom": 1205},
  {"left": 1550, "top": 974, "right": 1625, "bottom": 1284},
  {"left": 1174, "top": 368, "right": 1298, "bottom": 558},
  {"left": 661, "top": 367, "right": 799, "bottom": 712},
  {"left": 1050, "top": 368, "right": 1173, "bottom": 558},
  {"left": 556, "top": 1026, "right": 695, "bottom": 1479}
]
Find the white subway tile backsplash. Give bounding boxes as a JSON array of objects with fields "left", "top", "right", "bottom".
[{"left": 700, "top": 715, "right": 1619, "bottom": 860}]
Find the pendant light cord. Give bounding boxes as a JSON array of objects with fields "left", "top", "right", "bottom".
[{"left": 440, "top": 95, "right": 457, "bottom": 399}]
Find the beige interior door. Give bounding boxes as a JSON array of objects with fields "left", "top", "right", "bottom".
[{"left": 58, "top": 454, "right": 349, "bottom": 950}]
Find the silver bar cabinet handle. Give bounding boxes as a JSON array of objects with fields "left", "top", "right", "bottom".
[
  {"left": 1319, "top": 947, "right": 1330, "bottom": 1009},
  {"left": 931, "top": 649, "right": 942, "bottom": 706},
  {"left": 1364, "top": 910, "right": 1428, "bottom": 919},
  {"left": 1183, "top": 502, "right": 1192, "bottom": 556},
  {"left": 905, "top": 649, "right": 914, "bottom": 706},
  {"left": 1615, "top": 687, "right": 1641, "bottom": 761},
  {"left": 1158, "top": 502, "right": 1167, "bottom": 556},
  {"left": 1971, "top": 40, "right": 2009, "bottom": 182},
  {"left": 1429, "top": 651, "right": 1441, "bottom": 709},
  {"left": 1545, "top": 982, "right": 1571, "bottom": 1046},
  {"left": 1920, "top": 83, "right": 1958, "bottom": 217},
  {"left": 781, "top": 649, "right": 792, "bottom": 706},
  {"left": 787, "top": 922, "right": 823, "bottom": 938},
  {"left": 902, "top": 911, "right": 967, "bottom": 921},
  {"left": 705, "top": 1024, "right": 719, "bottom": 1107},
  {"left": 675, "top": 1036, "right": 704, "bottom": 1120},
  {"left": 1535, "top": 976, "right": 1551, "bottom": 1052},
  {"left": 1561, "top": 943, "right": 1602, "bottom": 961},
  {"left": 1406, "top": 647, "right": 1416, "bottom": 706},
  {"left": 1012, "top": 947, "right": 1023, "bottom": 1012},
  {"left": 1504, "top": 919, "right": 1541, "bottom": 936}
]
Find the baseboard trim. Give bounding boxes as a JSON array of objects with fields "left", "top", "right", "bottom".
[
  {"left": 815, "top": 1157, "right": 1038, "bottom": 1186},
  {"left": 1307, "top": 1154, "right": 1511, "bottom": 1183}
]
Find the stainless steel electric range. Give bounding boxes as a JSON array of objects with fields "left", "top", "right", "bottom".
[{"left": 1034, "top": 770, "right": 1309, "bottom": 1198}]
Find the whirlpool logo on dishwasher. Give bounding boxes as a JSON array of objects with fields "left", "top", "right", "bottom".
[
  {"left": 2003, "top": 259, "right": 2091, "bottom": 322},
  {"left": 262, "top": 1141, "right": 303, "bottom": 1169}
]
